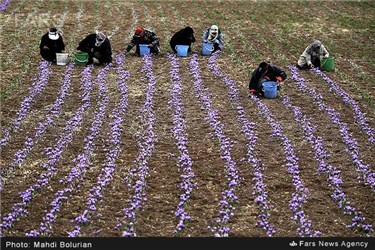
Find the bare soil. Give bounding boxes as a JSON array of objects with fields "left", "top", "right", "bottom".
[{"left": 1, "top": 0, "right": 374, "bottom": 238}]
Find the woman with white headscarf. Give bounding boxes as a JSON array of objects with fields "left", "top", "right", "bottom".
[
  {"left": 297, "top": 40, "right": 329, "bottom": 69},
  {"left": 201, "top": 24, "right": 224, "bottom": 53},
  {"left": 77, "top": 31, "right": 112, "bottom": 65},
  {"left": 39, "top": 27, "right": 65, "bottom": 63}
]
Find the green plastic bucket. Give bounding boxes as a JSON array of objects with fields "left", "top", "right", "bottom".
[
  {"left": 74, "top": 52, "right": 89, "bottom": 66},
  {"left": 321, "top": 56, "right": 335, "bottom": 71}
]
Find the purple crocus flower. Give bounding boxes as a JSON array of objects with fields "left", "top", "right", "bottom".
[
  {"left": 283, "top": 73, "right": 374, "bottom": 237},
  {"left": 0, "top": 0, "right": 11, "bottom": 12},
  {"left": 1, "top": 64, "right": 95, "bottom": 236},
  {"left": 311, "top": 67, "right": 375, "bottom": 145},
  {"left": 67, "top": 53, "right": 129, "bottom": 237},
  {"left": 1, "top": 63, "right": 75, "bottom": 192},
  {"left": 208, "top": 51, "right": 276, "bottom": 236},
  {"left": 168, "top": 53, "right": 197, "bottom": 234},
  {"left": 30, "top": 63, "right": 113, "bottom": 237},
  {"left": 0, "top": 61, "right": 52, "bottom": 149},
  {"left": 117, "top": 54, "right": 156, "bottom": 237},
  {"left": 289, "top": 66, "right": 375, "bottom": 192},
  {"left": 190, "top": 53, "right": 239, "bottom": 237}
]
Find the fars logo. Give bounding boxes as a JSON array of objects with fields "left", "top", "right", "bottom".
[
  {"left": 289, "top": 240, "right": 316, "bottom": 247},
  {"left": 289, "top": 241, "right": 298, "bottom": 247}
]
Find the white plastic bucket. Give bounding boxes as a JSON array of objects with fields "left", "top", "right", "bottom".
[{"left": 56, "top": 53, "right": 69, "bottom": 65}]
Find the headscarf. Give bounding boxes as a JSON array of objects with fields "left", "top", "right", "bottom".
[
  {"left": 48, "top": 27, "right": 59, "bottom": 40},
  {"left": 95, "top": 31, "right": 106, "bottom": 47},
  {"left": 208, "top": 25, "right": 219, "bottom": 41},
  {"left": 258, "top": 61, "right": 269, "bottom": 74},
  {"left": 306, "top": 40, "right": 322, "bottom": 54},
  {"left": 183, "top": 26, "right": 194, "bottom": 35},
  {"left": 134, "top": 27, "right": 144, "bottom": 37}
]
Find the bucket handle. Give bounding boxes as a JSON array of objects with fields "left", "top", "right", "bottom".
[
  {"left": 262, "top": 82, "right": 278, "bottom": 91},
  {"left": 57, "top": 54, "right": 68, "bottom": 59},
  {"left": 203, "top": 43, "right": 214, "bottom": 51},
  {"left": 321, "top": 59, "right": 327, "bottom": 68},
  {"left": 175, "top": 45, "right": 188, "bottom": 51},
  {"left": 75, "top": 55, "right": 88, "bottom": 63},
  {"left": 321, "top": 56, "right": 333, "bottom": 68},
  {"left": 75, "top": 58, "right": 88, "bottom": 63}
]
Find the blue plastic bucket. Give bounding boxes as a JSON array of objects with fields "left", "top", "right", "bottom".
[
  {"left": 202, "top": 42, "right": 214, "bottom": 55},
  {"left": 139, "top": 44, "right": 150, "bottom": 56},
  {"left": 262, "top": 81, "right": 278, "bottom": 99},
  {"left": 175, "top": 45, "right": 189, "bottom": 57}
]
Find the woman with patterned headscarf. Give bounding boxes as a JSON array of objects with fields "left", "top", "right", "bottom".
[
  {"left": 77, "top": 31, "right": 112, "bottom": 65},
  {"left": 201, "top": 24, "right": 224, "bottom": 53},
  {"left": 297, "top": 40, "right": 329, "bottom": 69}
]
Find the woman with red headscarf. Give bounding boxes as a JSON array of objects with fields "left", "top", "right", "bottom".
[{"left": 126, "top": 27, "right": 160, "bottom": 56}]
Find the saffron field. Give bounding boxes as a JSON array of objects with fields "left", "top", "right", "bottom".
[{"left": 0, "top": 0, "right": 374, "bottom": 239}]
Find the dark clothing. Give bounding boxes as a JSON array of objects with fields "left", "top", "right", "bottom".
[
  {"left": 77, "top": 33, "right": 112, "bottom": 65},
  {"left": 170, "top": 26, "right": 196, "bottom": 53},
  {"left": 249, "top": 64, "right": 287, "bottom": 96},
  {"left": 39, "top": 32, "right": 65, "bottom": 63},
  {"left": 297, "top": 57, "right": 321, "bottom": 69},
  {"left": 126, "top": 29, "right": 160, "bottom": 55},
  {"left": 212, "top": 43, "right": 221, "bottom": 52}
]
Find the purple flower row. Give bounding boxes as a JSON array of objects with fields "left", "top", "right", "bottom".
[
  {"left": 0, "top": 65, "right": 94, "bottom": 236},
  {"left": 117, "top": 54, "right": 156, "bottom": 237},
  {"left": 65, "top": 63, "right": 112, "bottom": 236},
  {"left": 68, "top": 54, "right": 129, "bottom": 237},
  {"left": 282, "top": 95, "right": 373, "bottom": 237},
  {"left": 311, "top": 67, "right": 375, "bottom": 145},
  {"left": 189, "top": 54, "right": 239, "bottom": 237},
  {"left": 250, "top": 91, "right": 320, "bottom": 237},
  {"left": 1, "top": 63, "right": 75, "bottom": 192},
  {"left": 0, "top": 60, "right": 52, "bottom": 148},
  {"left": 167, "top": 54, "right": 197, "bottom": 234},
  {"left": 289, "top": 66, "right": 374, "bottom": 192},
  {"left": 0, "top": 0, "right": 10, "bottom": 12},
  {"left": 25, "top": 62, "right": 112, "bottom": 237},
  {"left": 208, "top": 51, "right": 276, "bottom": 236}
]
